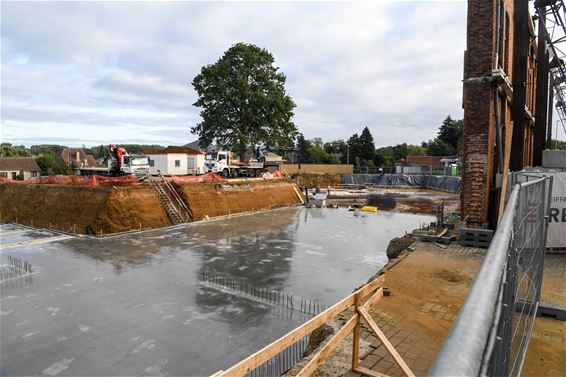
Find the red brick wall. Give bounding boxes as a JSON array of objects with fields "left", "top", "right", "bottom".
[
  {"left": 406, "top": 156, "right": 446, "bottom": 168},
  {"left": 461, "top": 0, "right": 516, "bottom": 227}
]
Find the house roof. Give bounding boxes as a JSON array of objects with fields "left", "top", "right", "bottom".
[
  {"left": 56, "top": 148, "right": 97, "bottom": 167},
  {"left": 0, "top": 157, "right": 41, "bottom": 172}
]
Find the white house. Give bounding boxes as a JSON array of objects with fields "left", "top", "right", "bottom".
[
  {"left": 146, "top": 146, "right": 205, "bottom": 176},
  {"left": 0, "top": 157, "right": 41, "bottom": 180}
]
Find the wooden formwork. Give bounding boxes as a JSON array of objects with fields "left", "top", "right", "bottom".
[{"left": 213, "top": 275, "right": 415, "bottom": 377}]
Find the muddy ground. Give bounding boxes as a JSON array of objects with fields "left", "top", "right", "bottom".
[{"left": 326, "top": 188, "right": 459, "bottom": 216}]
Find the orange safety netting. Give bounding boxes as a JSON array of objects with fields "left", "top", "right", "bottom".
[
  {"left": 169, "top": 172, "right": 225, "bottom": 184},
  {"left": 0, "top": 175, "right": 140, "bottom": 187}
]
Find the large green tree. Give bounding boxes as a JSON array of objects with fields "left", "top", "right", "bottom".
[
  {"left": 192, "top": 43, "right": 298, "bottom": 160},
  {"left": 358, "top": 127, "right": 375, "bottom": 162},
  {"left": 295, "top": 133, "right": 312, "bottom": 163},
  {"left": 437, "top": 115, "right": 463, "bottom": 151}
]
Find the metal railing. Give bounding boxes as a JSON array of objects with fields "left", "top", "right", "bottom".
[{"left": 430, "top": 174, "right": 553, "bottom": 377}]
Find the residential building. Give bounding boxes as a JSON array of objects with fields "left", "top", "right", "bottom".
[
  {"left": 56, "top": 148, "right": 97, "bottom": 168},
  {"left": 0, "top": 157, "right": 41, "bottom": 180}
]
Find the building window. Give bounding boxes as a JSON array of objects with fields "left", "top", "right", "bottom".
[
  {"left": 31, "top": 171, "right": 38, "bottom": 177},
  {"left": 11, "top": 172, "right": 17, "bottom": 180},
  {"left": 175, "top": 160, "right": 181, "bottom": 167},
  {"left": 150, "top": 159, "right": 155, "bottom": 167}
]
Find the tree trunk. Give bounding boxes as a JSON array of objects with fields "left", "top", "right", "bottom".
[{"left": 238, "top": 142, "right": 246, "bottom": 163}]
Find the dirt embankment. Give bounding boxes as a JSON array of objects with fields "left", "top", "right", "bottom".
[
  {"left": 294, "top": 173, "right": 342, "bottom": 189},
  {"left": 0, "top": 184, "right": 170, "bottom": 235},
  {"left": 176, "top": 179, "right": 303, "bottom": 220},
  {"left": 0, "top": 180, "right": 304, "bottom": 235}
]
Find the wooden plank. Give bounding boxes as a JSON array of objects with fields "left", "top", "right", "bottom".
[
  {"left": 357, "top": 306, "right": 415, "bottom": 377},
  {"left": 356, "top": 275, "right": 386, "bottom": 303},
  {"left": 218, "top": 276, "right": 385, "bottom": 376},
  {"left": 293, "top": 185, "right": 305, "bottom": 204},
  {"left": 498, "top": 121, "right": 514, "bottom": 224},
  {"left": 297, "top": 314, "right": 359, "bottom": 377},
  {"left": 361, "top": 287, "right": 384, "bottom": 311},
  {"left": 352, "top": 292, "right": 362, "bottom": 369},
  {"left": 353, "top": 366, "right": 390, "bottom": 377}
]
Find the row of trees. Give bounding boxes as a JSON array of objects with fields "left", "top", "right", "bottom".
[{"left": 293, "top": 116, "right": 463, "bottom": 166}]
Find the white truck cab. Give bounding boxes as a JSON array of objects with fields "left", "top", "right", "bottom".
[
  {"left": 205, "top": 150, "right": 264, "bottom": 178},
  {"left": 118, "top": 155, "right": 151, "bottom": 178}
]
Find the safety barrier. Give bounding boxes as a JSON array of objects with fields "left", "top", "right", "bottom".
[
  {"left": 430, "top": 174, "right": 553, "bottom": 376},
  {"left": 0, "top": 175, "right": 140, "bottom": 186},
  {"left": 213, "top": 275, "right": 416, "bottom": 377},
  {"left": 169, "top": 172, "right": 225, "bottom": 184}
]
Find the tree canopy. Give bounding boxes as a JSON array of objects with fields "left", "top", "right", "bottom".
[
  {"left": 0, "top": 143, "right": 31, "bottom": 157},
  {"left": 358, "top": 127, "right": 375, "bottom": 162},
  {"left": 192, "top": 43, "right": 298, "bottom": 159}
]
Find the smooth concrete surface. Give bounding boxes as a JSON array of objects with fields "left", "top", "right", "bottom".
[{"left": 0, "top": 208, "right": 432, "bottom": 376}]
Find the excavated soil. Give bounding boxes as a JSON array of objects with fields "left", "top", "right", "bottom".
[
  {"left": 176, "top": 179, "right": 303, "bottom": 220},
  {"left": 0, "top": 184, "right": 169, "bottom": 235},
  {"left": 0, "top": 180, "right": 304, "bottom": 235},
  {"left": 295, "top": 173, "right": 342, "bottom": 189}
]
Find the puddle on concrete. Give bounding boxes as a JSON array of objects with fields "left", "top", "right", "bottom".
[{"left": 0, "top": 208, "right": 432, "bottom": 376}]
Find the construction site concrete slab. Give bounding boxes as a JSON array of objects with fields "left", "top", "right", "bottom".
[{"left": 0, "top": 208, "right": 432, "bottom": 376}]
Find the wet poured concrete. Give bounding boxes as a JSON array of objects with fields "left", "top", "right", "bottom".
[{"left": 0, "top": 208, "right": 432, "bottom": 376}]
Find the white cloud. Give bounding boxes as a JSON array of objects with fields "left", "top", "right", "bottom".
[{"left": 1, "top": 1, "right": 466, "bottom": 147}]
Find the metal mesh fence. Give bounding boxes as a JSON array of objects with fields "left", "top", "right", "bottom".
[{"left": 431, "top": 173, "right": 553, "bottom": 377}]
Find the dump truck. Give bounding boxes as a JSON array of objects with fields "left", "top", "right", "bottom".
[
  {"left": 204, "top": 150, "right": 267, "bottom": 178},
  {"left": 204, "top": 145, "right": 298, "bottom": 178},
  {"left": 75, "top": 145, "right": 150, "bottom": 179}
]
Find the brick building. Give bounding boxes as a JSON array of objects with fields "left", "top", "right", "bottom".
[{"left": 461, "top": 0, "right": 541, "bottom": 228}]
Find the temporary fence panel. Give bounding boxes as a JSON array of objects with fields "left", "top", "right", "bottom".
[
  {"left": 547, "top": 173, "right": 566, "bottom": 248},
  {"left": 512, "top": 171, "right": 566, "bottom": 249},
  {"left": 430, "top": 174, "right": 552, "bottom": 377}
]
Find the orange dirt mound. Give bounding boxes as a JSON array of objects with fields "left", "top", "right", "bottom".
[
  {"left": 0, "top": 179, "right": 304, "bottom": 235},
  {"left": 177, "top": 179, "right": 304, "bottom": 220},
  {"left": 0, "top": 184, "right": 169, "bottom": 235},
  {"left": 294, "top": 173, "right": 342, "bottom": 189}
]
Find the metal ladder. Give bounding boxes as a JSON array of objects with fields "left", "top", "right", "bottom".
[{"left": 146, "top": 171, "right": 192, "bottom": 224}]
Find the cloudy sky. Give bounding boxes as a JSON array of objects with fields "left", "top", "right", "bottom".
[{"left": 1, "top": 1, "right": 467, "bottom": 148}]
